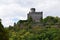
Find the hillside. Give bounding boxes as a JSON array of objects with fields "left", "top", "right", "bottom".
[{"left": 8, "top": 16, "right": 60, "bottom": 40}]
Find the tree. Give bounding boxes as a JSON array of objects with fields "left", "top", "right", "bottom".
[
  {"left": 0, "top": 19, "right": 8, "bottom": 40},
  {"left": 43, "top": 16, "right": 58, "bottom": 25},
  {"left": 28, "top": 17, "right": 33, "bottom": 23}
]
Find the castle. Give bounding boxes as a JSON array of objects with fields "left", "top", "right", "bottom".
[
  {"left": 19, "top": 8, "right": 43, "bottom": 27},
  {"left": 27, "top": 8, "right": 43, "bottom": 23},
  {"left": 18, "top": 8, "right": 60, "bottom": 28}
]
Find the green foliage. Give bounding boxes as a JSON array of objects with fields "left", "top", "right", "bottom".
[
  {"left": 9, "top": 26, "right": 60, "bottom": 40},
  {"left": 28, "top": 17, "right": 33, "bottom": 23},
  {"left": 8, "top": 16, "right": 60, "bottom": 40},
  {"left": 0, "top": 19, "right": 8, "bottom": 40},
  {"left": 43, "top": 16, "right": 58, "bottom": 25}
]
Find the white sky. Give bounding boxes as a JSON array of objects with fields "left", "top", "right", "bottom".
[{"left": 0, "top": 0, "right": 60, "bottom": 27}]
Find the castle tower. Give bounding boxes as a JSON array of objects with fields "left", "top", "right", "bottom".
[
  {"left": 28, "top": 8, "right": 43, "bottom": 23},
  {"left": 30, "top": 8, "right": 35, "bottom": 12}
]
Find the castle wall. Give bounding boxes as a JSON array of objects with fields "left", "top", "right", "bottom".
[{"left": 28, "top": 12, "right": 43, "bottom": 22}]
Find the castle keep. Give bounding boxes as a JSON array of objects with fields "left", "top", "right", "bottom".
[{"left": 27, "top": 8, "right": 43, "bottom": 23}]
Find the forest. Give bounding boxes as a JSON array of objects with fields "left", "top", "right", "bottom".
[{"left": 0, "top": 16, "right": 60, "bottom": 40}]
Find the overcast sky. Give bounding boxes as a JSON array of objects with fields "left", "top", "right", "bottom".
[{"left": 0, "top": 0, "right": 60, "bottom": 27}]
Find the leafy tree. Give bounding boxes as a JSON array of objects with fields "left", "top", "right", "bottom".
[
  {"left": 43, "top": 16, "right": 58, "bottom": 25},
  {"left": 0, "top": 19, "right": 8, "bottom": 40}
]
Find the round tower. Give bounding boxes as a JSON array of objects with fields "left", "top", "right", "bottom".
[{"left": 30, "top": 8, "right": 35, "bottom": 12}]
